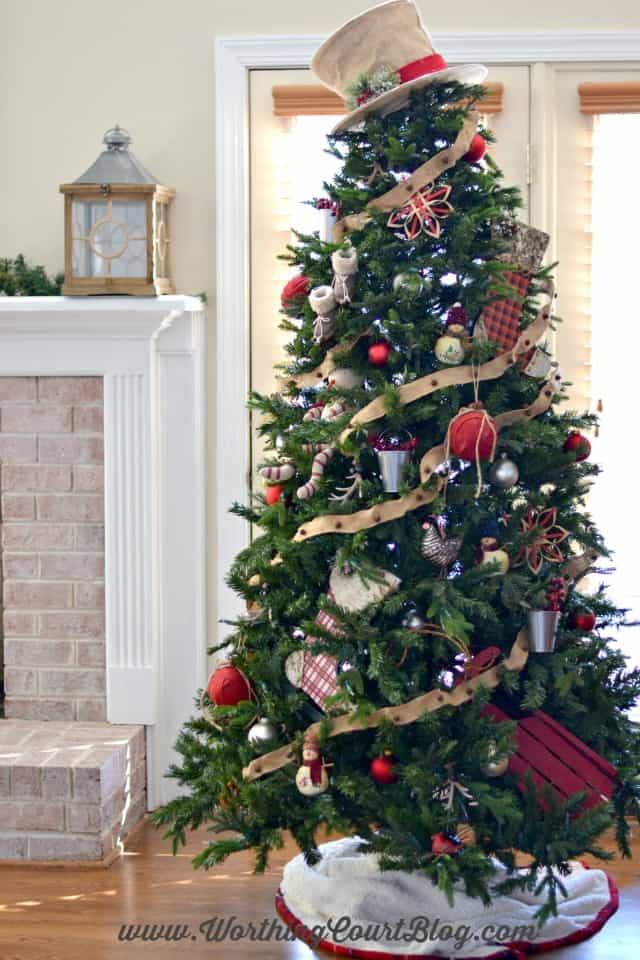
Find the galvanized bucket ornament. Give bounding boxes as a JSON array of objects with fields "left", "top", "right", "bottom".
[
  {"left": 372, "top": 429, "right": 416, "bottom": 494},
  {"left": 527, "top": 610, "right": 561, "bottom": 653}
]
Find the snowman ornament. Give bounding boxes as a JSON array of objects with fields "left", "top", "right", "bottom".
[{"left": 295, "top": 732, "right": 329, "bottom": 796}]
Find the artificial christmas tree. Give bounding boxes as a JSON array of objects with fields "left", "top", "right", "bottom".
[{"left": 154, "top": 2, "right": 640, "bottom": 954}]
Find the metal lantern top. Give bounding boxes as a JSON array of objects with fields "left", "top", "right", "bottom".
[{"left": 73, "top": 125, "right": 159, "bottom": 186}]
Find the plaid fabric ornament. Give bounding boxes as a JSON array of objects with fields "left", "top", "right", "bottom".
[
  {"left": 387, "top": 182, "right": 453, "bottom": 241},
  {"left": 475, "top": 271, "right": 533, "bottom": 355},
  {"left": 285, "top": 592, "right": 343, "bottom": 711}
]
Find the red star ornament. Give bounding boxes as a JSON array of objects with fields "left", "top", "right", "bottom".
[
  {"left": 387, "top": 182, "right": 454, "bottom": 241},
  {"left": 511, "top": 507, "right": 569, "bottom": 575}
]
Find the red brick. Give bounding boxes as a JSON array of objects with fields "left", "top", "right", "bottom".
[
  {"left": 39, "top": 611, "right": 104, "bottom": 639},
  {"left": 0, "top": 435, "right": 37, "bottom": 463},
  {"left": 38, "top": 377, "right": 103, "bottom": 404},
  {"left": 3, "top": 611, "right": 37, "bottom": 636},
  {"left": 5, "top": 699, "right": 75, "bottom": 721},
  {"left": 4, "top": 639, "right": 75, "bottom": 667},
  {"left": 38, "top": 436, "right": 103, "bottom": 464},
  {"left": 72, "top": 465, "right": 104, "bottom": 492},
  {"left": 0, "top": 376, "right": 37, "bottom": 402},
  {"left": 65, "top": 802, "right": 102, "bottom": 833},
  {"left": 1, "top": 404, "right": 71, "bottom": 433},
  {"left": 76, "top": 641, "right": 106, "bottom": 667},
  {"left": 0, "top": 835, "right": 28, "bottom": 859},
  {"left": 2, "top": 523, "right": 74, "bottom": 550},
  {"left": 4, "top": 668, "right": 37, "bottom": 695},
  {"left": 1, "top": 464, "right": 72, "bottom": 491},
  {"left": 0, "top": 802, "right": 65, "bottom": 832},
  {"left": 41, "top": 767, "right": 72, "bottom": 800},
  {"left": 76, "top": 699, "right": 107, "bottom": 722},
  {"left": 11, "top": 767, "right": 42, "bottom": 799},
  {"left": 40, "top": 553, "right": 105, "bottom": 580},
  {"left": 3, "top": 581, "right": 73, "bottom": 610},
  {"left": 73, "top": 406, "right": 103, "bottom": 433},
  {"left": 3, "top": 553, "right": 38, "bottom": 579},
  {"left": 74, "top": 525, "right": 104, "bottom": 550},
  {"left": 74, "top": 582, "right": 105, "bottom": 609},
  {"left": 39, "top": 669, "right": 105, "bottom": 696},
  {"left": 1, "top": 494, "right": 35, "bottom": 520},
  {"left": 37, "top": 494, "right": 103, "bottom": 522}
]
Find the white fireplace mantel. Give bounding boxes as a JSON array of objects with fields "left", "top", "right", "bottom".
[{"left": 0, "top": 295, "right": 207, "bottom": 807}]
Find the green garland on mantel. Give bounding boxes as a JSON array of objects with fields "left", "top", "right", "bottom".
[{"left": 0, "top": 255, "right": 63, "bottom": 296}]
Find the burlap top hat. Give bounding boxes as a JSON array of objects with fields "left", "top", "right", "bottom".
[{"left": 312, "top": 0, "right": 487, "bottom": 133}]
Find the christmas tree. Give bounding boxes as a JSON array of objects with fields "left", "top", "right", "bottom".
[{"left": 154, "top": 2, "right": 640, "bottom": 934}]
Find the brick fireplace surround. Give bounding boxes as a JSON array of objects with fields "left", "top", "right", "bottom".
[{"left": 0, "top": 297, "right": 206, "bottom": 861}]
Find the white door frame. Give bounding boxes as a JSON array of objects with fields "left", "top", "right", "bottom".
[{"left": 214, "top": 31, "right": 640, "bottom": 631}]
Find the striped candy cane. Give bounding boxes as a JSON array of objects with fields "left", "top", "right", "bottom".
[
  {"left": 259, "top": 463, "right": 296, "bottom": 483},
  {"left": 297, "top": 445, "right": 334, "bottom": 500}
]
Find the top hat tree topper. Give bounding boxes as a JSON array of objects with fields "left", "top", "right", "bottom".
[
  {"left": 60, "top": 126, "right": 175, "bottom": 296},
  {"left": 311, "top": 0, "right": 487, "bottom": 133}
]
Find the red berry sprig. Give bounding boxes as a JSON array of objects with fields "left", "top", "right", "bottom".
[{"left": 545, "top": 576, "right": 567, "bottom": 612}]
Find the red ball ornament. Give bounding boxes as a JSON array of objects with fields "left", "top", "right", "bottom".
[
  {"left": 281, "top": 274, "right": 310, "bottom": 312},
  {"left": 464, "top": 134, "right": 487, "bottom": 163},
  {"left": 431, "top": 832, "right": 462, "bottom": 856},
  {"left": 207, "top": 665, "right": 252, "bottom": 707},
  {"left": 370, "top": 752, "right": 399, "bottom": 785},
  {"left": 368, "top": 340, "right": 391, "bottom": 367},
  {"left": 264, "top": 484, "right": 284, "bottom": 505},
  {"left": 563, "top": 432, "right": 591, "bottom": 462},
  {"left": 570, "top": 610, "right": 597, "bottom": 632},
  {"left": 448, "top": 408, "right": 498, "bottom": 461}
]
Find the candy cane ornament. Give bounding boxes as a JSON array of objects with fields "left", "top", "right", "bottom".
[
  {"left": 259, "top": 463, "right": 296, "bottom": 483},
  {"left": 297, "top": 446, "right": 334, "bottom": 500}
]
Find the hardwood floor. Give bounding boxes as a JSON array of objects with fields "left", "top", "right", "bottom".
[{"left": 0, "top": 820, "right": 638, "bottom": 959}]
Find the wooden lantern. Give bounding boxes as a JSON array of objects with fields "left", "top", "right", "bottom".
[{"left": 60, "top": 126, "right": 175, "bottom": 296}]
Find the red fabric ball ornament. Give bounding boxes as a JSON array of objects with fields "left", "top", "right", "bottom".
[
  {"left": 431, "top": 832, "right": 462, "bottom": 856},
  {"left": 464, "top": 134, "right": 487, "bottom": 163},
  {"left": 281, "top": 274, "right": 310, "bottom": 312},
  {"left": 563, "top": 432, "right": 591, "bottom": 462},
  {"left": 570, "top": 611, "right": 596, "bottom": 631},
  {"left": 207, "top": 665, "right": 252, "bottom": 706},
  {"left": 445, "top": 305, "right": 469, "bottom": 328},
  {"left": 448, "top": 409, "right": 498, "bottom": 461},
  {"left": 264, "top": 484, "right": 284, "bottom": 506},
  {"left": 368, "top": 340, "right": 391, "bottom": 367},
  {"left": 370, "top": 752, "right": 399, "bottom": 785}
]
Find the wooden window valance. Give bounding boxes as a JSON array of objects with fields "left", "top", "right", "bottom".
[
  {"left": 272, "top": 82, "right": 504, "bottom": 118},
  {"left": 579, "top": 82, "right": 640, "bottom": 114}
]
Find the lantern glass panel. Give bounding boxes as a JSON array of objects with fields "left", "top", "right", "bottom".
[{"left": 71, "top": 198, "right": 148, "bottom": 278}]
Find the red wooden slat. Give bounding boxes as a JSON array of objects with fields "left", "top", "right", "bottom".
[
  {"left": 521, "top": 714, "right": 615, "bottom": 799},
  {"left": 537, "top": 710, "right": 618, "bottom": 779}
]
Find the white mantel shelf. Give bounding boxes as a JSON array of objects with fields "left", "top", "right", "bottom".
[{"left": 0, "top": 296, "right": 207, "bottom": 807}]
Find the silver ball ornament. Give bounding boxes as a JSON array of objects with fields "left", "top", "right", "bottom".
[
  {"left": 275, "top": 434, "right": 287, "bottom": 452},
  {"left": 248, "top": 717, "right": 277, "bottom": 746},
  {"left": 393, "top": 272, "right": 424, "bottom": 295},
  {"left": 489, "top": 453, "right": 519, "bottom": 490},
  {"left": 402, "top": 609, "right": 425, "bottom": 630}
]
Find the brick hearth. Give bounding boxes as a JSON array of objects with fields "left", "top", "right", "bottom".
[{"left": 0, "top": 720, "right": 145, "bottom": 861}]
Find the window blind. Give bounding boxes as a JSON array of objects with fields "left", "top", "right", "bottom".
[
  {"left": 579, "top": 82, "right": 640, "bottom": 114},
  {"left": 272, "top": 82, "right": 504, "bottom": 117}
]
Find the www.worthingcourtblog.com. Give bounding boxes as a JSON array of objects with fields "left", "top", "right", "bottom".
[{"left": 117, "top": 916, "right": 539, "bottom": 950}]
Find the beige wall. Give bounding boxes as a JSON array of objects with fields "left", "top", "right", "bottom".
[
  {"left": 2, "top": 0, "right": 639, "bottom": 647},
  {"left": 1, "top": 0, "right": 638, "bottom": 294}
]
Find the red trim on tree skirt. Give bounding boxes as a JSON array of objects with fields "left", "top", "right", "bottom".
[{"left": 274, "top": 868, "right": 619, "bottom": 960}]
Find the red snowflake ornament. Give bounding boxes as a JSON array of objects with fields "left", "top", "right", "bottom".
[{"left": 387, "top": 182, "right": 454, "bottom": 241}]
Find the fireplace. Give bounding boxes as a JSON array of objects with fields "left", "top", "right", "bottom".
[{"left": 0, "top": 296, "right": 207, "bottom": 812}]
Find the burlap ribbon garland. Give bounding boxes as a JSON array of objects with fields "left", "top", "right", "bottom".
[
  {"left": 331, "top": 111, "right": 478, "bottom": 243},
  {"left": 242, "top": 552, "right": 597, "bottom": 783}
]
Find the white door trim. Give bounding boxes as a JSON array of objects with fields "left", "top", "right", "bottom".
[{"left": 213, "top": 32, "right": 640, "bottom": 629}]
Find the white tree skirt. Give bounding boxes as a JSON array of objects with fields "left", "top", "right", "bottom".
[{"left": 276, "top": 837, "right": 618, "bottom": 958}]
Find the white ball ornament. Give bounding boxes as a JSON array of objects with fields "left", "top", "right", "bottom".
[
  {"left": 482, "top": 742, "right": 509, "bottom": 777},
  {"left": 435, "top": 326, "right": 466, "bottom": 366},
  {"left": 393, "top": 272, "right": 424, "bottom": 296}
]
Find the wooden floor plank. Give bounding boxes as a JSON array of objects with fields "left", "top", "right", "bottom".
[{"left": 0, "top": 819, "right": 638, "bottom": 959}]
